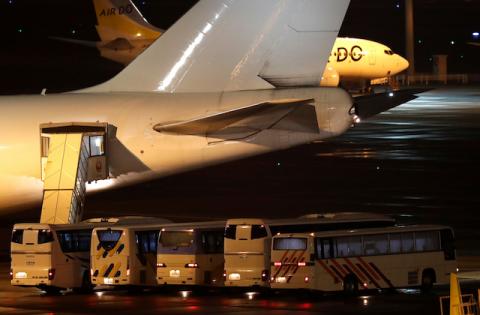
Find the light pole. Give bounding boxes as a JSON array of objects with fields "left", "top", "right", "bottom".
[{"left": 405, "top": 0, "right": 415, "bottom": 75}]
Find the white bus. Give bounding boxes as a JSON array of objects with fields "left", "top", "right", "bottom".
[
  {"left": 270, "top": 225, "right": 457, "bottom": 293},
  {"left": 223, "top": 213, "right": 395, "bottom": 288},
  {"left": 10, "top": 217, "right": 150, "bottom": 294},
  {"left": 156, "top": 221, "right": 225, "bottom": 287},
  {"left": 91, "top": 220, "right": 170, "bottom": 288}
]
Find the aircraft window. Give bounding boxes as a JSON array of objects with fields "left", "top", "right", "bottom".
[
  {"left": 89, "top": 136, "right": 105, "bottom": 157},
  {"left": 384, "top": 50, "right": 394, "bottom": 55}
]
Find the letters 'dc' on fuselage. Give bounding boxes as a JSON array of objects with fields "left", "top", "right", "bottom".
[{"left": 336, "top": 45, "right": 363, "bottom": 62}]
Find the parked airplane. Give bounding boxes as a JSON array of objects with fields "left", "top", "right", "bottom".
[
  {"left": 51, "top": 0, "right": 164, "bottom": 64},
  {"left": 0, "top": 0, "right": 353, "bottom": 213},
  {"left": 55, "top": 0, "right": 408, "bottom": 87},
  {"left": 320, "top": 37, "right": 409, "bottom": 88}
]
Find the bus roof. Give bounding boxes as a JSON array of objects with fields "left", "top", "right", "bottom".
[
  {"left": 13, "top": 216, "right": 171, "bottom": 231},
  {"left": 273, "top": 224, "right": 453, "bottom": 239},
  {"left": 93, "top": 220, "right": 226, "bottom": 232}
]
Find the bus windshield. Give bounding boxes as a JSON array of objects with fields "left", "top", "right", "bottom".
[{"left": 97, "top": 230, "right": 122, "bottom": 251}]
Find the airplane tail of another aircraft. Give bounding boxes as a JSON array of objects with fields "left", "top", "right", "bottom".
[
  {"left": 93, "top": 0, "right": 163, "bottom": 42},
  {"left": 84, "top": 0, "right": 350, "bottom": 94}
]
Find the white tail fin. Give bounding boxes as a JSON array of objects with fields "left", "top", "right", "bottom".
[
  {"left": 85, "top": 0, "right": 350, "bottom": 93},
  {"left": 93, "top": 0, "right": 162, "bottom": 41}
]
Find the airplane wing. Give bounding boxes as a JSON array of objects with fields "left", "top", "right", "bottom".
[
  {"left": 153, "top": 98, "right": 315, "bottom": 141},
  {"left": 49, "top": 36, "right": 98, "bottom": 48},
  {"left": 354, "top": 89, "right": 427, "bottom": 119}
]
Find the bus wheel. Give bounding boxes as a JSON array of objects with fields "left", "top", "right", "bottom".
[
  {"left": 421, "top": 269, "right": 435, "bottom": 292},
  {"left": 343, "top": 275, "right": 358, "bottom": 296}
]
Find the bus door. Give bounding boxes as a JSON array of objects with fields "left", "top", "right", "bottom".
[
  {"left": 199, "top": 230, "right": 224, "bottom": 285},
  {"left": 271, "top": 235, "right": 314, "bottom": 289},
  {"left": 135, "top": 230, "right": 159, "bottom": 286}
]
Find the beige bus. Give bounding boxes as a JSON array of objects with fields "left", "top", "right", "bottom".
[
  {"left": 10, "top": 217, "right": 146, "bottom": 294},
  {"left": 270, "top": 225, "right": 457, "bottom": 293},
  {"left": 91, "top": 220, "right": 170, "bottom": 289},
  {"left": 156, "top": 221, "right": 225, "bottom": 287},
  {"left": 223, "top": 213, "right": 395, "bottom": 288}
]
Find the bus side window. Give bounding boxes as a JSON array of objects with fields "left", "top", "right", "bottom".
[
  {"left": 323, "top": 239, "right": 334, "bottom": 258},
  {"left": 38, "top": 230, "right": 54, "bottom": 244},
  {"left": 224, "top": 225, "right": 237, "bottom": 240},
  {"left": 415, "top": 231, "right": 440, "bottom": 252},
  {"left": 148, "top": 231, "right": 158, "bottom": 253},
  {"left": 440, "top": 229, "right": 456, "bottom": 260},
  {"left": 136, "top": 230, "right": 158, "bottom": 254},
  {"left": 336, "top": 236, "right": 361, "bottom": 257},
  {"left": 316, "top": 238, "right": 334, "bottom": 259},
  {"left": 251, "top": 225, "right": 268, "bottom": 239},
  {"left": 202, "top": 231, "right": 224, "bottom": 254},
  {"left": 363, "top": 234, "right": 388, "bottom": 256},
  {"left": 12, "top": 229, "right": 24, "bottom": 244},
  {"left": 401, "top": 232, "right": 414, "bottom": 253},
  {"left": 389, "top": 233, "right": 402, "bottom": 254},
  {"left": 136, "top": 232, "right": 148, "bottom": 254}
]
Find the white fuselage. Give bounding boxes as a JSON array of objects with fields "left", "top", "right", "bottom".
[{"left": 0, "top": 88, "right": 352, "bottom": 213}]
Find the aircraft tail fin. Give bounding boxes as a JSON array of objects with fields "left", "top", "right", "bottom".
[
  {"left": 84, "top": 0, "right": 350, "bottom": 93},
  {"left": 93, "top": 0, "right": 162, "bottom": 41}
]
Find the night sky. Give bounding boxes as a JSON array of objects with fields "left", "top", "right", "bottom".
[{"left": 0, "top": 0, "right": 479, "bottom": 94}]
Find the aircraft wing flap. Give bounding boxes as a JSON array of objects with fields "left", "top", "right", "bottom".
[{"left": 153, "top": 98, "right": 314, "bottom": 138}]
